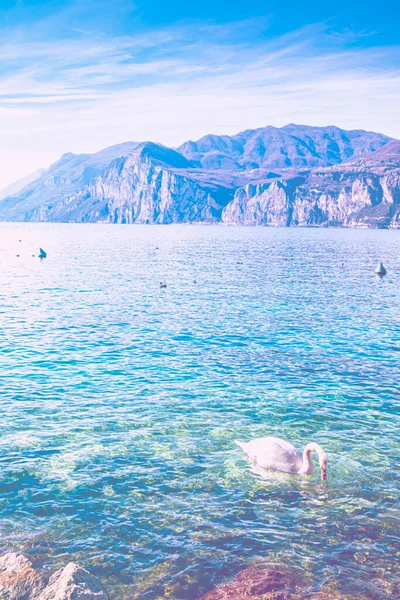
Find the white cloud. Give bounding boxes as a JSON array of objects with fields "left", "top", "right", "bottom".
[{"left": 0, "top": 19, "right": 399, "bottom": 189}]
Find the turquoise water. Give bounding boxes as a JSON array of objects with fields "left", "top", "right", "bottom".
[{"left": 0, "top": 223, "right": 399, "bottom": 599}]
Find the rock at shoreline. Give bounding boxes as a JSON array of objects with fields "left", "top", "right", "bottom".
[
  {"left": 0, "top": 553, "right": 108, "bottom": 600},
  {"left": 0, "top": 553, "right": 46, "bottom": 600},
  {"left": 38, "top": 562, "right": 109, "bottom": 600}
]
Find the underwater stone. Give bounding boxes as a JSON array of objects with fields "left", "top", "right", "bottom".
[
  {"left": 200, "top": 564, "right": 373, "bottom": 600},
  {"left": 200, "top": 565, "right": 305, "bottom": 599}
]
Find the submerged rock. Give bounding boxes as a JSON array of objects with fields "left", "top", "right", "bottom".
[
  {"left": 0, "top": 552, "right": 46, "bottom": 599},
  {"left": 309, "top": 594, "right": 371, "bottom": 600},
  {"left": 200, "top": 564, "right": 373, "bottom": 600},
  {"left": 200, "top": 565, "right": 305, "bottom": 599},
  {"left": 0, "top": 553, "right": 108, "bottom": 600}
]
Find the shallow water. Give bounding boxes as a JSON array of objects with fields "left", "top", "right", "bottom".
[{"left": 0, "top": 223, "right": 399, "bottom": 599}]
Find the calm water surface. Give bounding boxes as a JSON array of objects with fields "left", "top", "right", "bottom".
[{"left": 0, "top": 224, "right": 399, "bottom": 599}]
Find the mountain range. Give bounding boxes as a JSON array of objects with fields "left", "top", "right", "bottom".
[{"left": 1, "top": 124, "right": 399, "bottom": 228}]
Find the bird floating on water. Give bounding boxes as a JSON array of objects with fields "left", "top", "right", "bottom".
[
  {"left": 39, "top": 248, "right": 47, "bottom": 259},
  {"left": 375, "top": 262, "right": 386, "bottom": 276},
  {"left": 236, "top": 436, "right": 328, "bottom": 480},
  {"left": 160, "top": 282, "right": 167, "bottom": 288}
]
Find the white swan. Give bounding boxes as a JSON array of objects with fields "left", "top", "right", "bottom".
[{"left": 236, "top": 436, "right": 328, "bottom": 480}]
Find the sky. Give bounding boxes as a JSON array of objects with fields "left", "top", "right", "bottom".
[{"left": 0, "top": 0, "right": 399, "bottom": 189}]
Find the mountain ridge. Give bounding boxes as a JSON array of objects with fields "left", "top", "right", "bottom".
[
  {"left": 0, "top": 124, "right": 399, "bottom": 228},
  {"left": 178, "top": 124, "right": 392, "bottom": 170},
  {"left": 0, "top": 168, "right": 46, "bottom": 201}
]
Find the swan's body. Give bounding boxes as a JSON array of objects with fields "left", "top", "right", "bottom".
[{"left": 236, "top": 436, "right": 327, "bottom": 479}]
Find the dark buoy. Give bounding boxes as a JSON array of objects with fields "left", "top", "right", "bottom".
[
  {"left": 160, "top": 282, "right": 167, "bottom": 288},
  {"left": 39, "top": 248, "right": 47, "bottom": 259},
  {"left": 375, "top": 262, "right": 386, "bottom": 276}
]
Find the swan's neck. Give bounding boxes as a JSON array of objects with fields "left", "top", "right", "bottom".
[
  {"left": 302, "top": 446, "right": 314, "bottom": 474},
  {"left": 302, "top": 442, "right": 326, "bottom": 475}
]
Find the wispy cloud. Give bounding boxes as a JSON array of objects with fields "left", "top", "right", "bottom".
[{"left": 0, "top": 8, "right": 399, "bottom": 188}]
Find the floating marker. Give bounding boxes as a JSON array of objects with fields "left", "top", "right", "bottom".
[
  {"left": 39, "top": 248, "right": 47, "bottom": 259},
  {"left": 375, "top": 262, "right": 387, "bottom": 276}
]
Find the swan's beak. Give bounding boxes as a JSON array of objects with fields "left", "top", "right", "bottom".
[{"left": 321, "top": 468, "right": 327, "bottom": 481}]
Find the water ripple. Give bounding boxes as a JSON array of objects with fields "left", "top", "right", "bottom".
[{"left": 0, "top": 224, "right": 399, "bottom": 599}]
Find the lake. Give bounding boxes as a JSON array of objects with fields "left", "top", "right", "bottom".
[{"left": 0, "top": 223, "right": 399, "bottom": 599}]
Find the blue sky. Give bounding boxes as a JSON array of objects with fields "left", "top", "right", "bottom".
[{"left": 0, "top": 0, "right": 399, "bottom": 188}]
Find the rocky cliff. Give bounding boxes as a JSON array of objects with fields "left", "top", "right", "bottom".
[
  {"left": 1, "top": 125, "right": 399, "bottom": 228},
  {"left": 222, "top": 153, "right": 400, "bottom": 228},
  {"left": 0, "top": 143, "right": 236, "bottom": 223}
]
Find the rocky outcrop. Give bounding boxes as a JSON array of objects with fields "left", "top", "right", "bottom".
[{"left": 0, "top": 553, "right": 108, "bottom": 600}]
